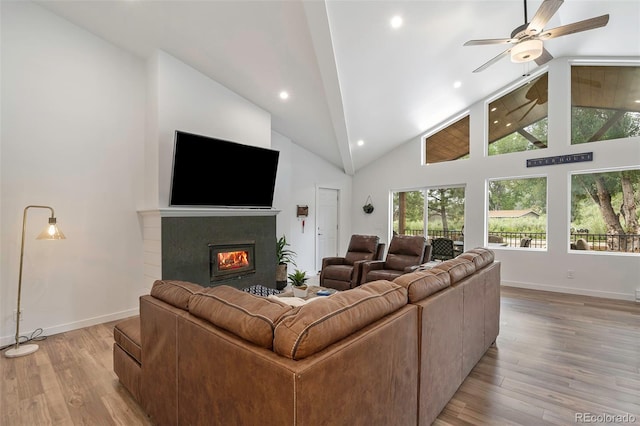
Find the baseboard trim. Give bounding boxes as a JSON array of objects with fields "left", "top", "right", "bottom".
[
  {"left": 0, "top": 308, "right": 139, "bottom": 347},
  {"left": 501, "top": 280, "right": 637, "bottom": 302}
]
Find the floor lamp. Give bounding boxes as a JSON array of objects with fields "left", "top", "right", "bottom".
[{"left": 5, "top": 205, "right": 65, "bottom": 358}]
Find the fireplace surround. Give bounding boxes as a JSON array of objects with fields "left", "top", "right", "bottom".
[{"left": 145, "top": 209, "right": 277, "bottom": 290}]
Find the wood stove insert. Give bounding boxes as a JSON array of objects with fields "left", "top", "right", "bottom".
[{"left": 209, "top": 241, "right": 256, "bottom": 281}]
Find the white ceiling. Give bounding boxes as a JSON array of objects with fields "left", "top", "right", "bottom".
[{"left": 36, "top": 0, "right": 640, "bottom": 175}]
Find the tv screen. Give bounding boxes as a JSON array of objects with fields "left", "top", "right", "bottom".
[{"left": 169, "top": 131, "right": 279, "bottom": 208}]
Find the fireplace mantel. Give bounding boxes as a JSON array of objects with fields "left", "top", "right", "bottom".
[{"left": 138, "top": 207, "right": 280, "bottom": 218}]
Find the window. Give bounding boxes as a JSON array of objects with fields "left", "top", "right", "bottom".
[
  {"left": 392, "top": 190, "right": 424, "bottom": 236},
  {"left": 488, "top": 73, "right": 548, "bottom": 156},
  {"left": 424, "top": 115, "right": 469, "bottom": 164},
  {"left": 392, "top": 187, "right": 465, "bottom": 241},
  {"left": 571, "top": 66, "right": 640, "bottom": 144},
  {"left": 488, "top": 177, "right": 547, "bottom": 248},
  {"left": 570, "top": 169, "right": 640, "bottom": 253},
  {"left": 426, "top": 187, "right": 465, "bottom": 241}
]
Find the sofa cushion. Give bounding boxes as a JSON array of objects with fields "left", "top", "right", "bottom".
[
  {"left": 365, "top": 269, "right": 404, "bottom": 282},
  {"left": 393, "top": 269, "right": 451, "bottom": 303},
  {"left": 150, "top": 280, "right": 204, "bottom": 310},
  {"left": 113, "top": 316, "right": 142, "bottom": 363},
  {"left": 273, "top": 280, "right": 407, "bottom": 360},
  {"left": 458, "top": 247, "right": 494, "bottom": 270},
  {"left": 431, "top": 258, "right": 476, "bottom": 284},
  {"left": 188, "top": 285, "right": 293, "bottom": 349}
]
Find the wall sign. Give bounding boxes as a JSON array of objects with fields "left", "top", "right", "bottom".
[{"left": 526, "top": 152, "right": 593, "bottom": 168}]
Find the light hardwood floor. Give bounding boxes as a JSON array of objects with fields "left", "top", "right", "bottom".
[{"left": 1, "top": 286, "right": 639, "bottom": 425}]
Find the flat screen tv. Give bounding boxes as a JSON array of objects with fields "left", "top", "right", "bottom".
[{"left": 169, "top": 131, "right": 279, "bottom": 208}]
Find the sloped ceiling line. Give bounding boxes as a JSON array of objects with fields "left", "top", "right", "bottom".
[{"left": 302, "top": 0, "right": 354, "bottom": 176}]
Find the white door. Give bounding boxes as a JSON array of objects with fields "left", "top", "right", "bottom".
[{"left": 316, "top": 188, "right": 339, "bottom": 272}]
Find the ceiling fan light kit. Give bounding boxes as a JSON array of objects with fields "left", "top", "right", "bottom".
[{"left": 511, "top": 39, "right": 543, "bottom": 63}]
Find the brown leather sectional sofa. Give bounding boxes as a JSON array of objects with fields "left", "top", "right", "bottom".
[{"left": 113, "top": 247, "right": 500, "bottom": 425}]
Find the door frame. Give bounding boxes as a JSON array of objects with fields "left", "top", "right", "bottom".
[{"left": 315, "top": 185, "right": 340, "bottom": 273}]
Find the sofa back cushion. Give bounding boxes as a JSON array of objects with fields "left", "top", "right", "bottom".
[
  {"left": 273, "top": 280, "right": 407, "bottom": 360},
  {"left": 458, "top": 247, "right": 495, "bottom": 270},
  {"left": 431, "top": 258, "right": 476, "bottom": 284},
  {"left": 393, "top": 269, "right": 451, "bottom": 303},
  {"left": 188, "top": 286, "right": 293, "bottom": 349},
  {"left": 150, "top": 280, "right": 204, "bottom": 310}
]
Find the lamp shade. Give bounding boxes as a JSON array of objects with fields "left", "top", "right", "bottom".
[
  {"left": 36, "top": 217, "right": 65, "bottom": 240},
  {"left": 510, "top": 39, "right": 543, "bottom": 63}
]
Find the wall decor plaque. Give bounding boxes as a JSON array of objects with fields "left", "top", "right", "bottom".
[{"left": 526, "top": 152, "right": 592, "bottom": 168}]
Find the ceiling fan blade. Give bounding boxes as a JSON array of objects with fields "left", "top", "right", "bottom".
[
  {"left": 540, "top": 14, "right": 609, "bottom": 40},
  {"left": 535, "top": 48, "right": 554, "bottom": 66},
  {"left": 464, "top": 38, "right": 514, "bottom": 46},
  {"left": 527, "top": 0, "right": 564, "bottom": 34},
  {"left": 472, "top": 48, "right": 511, "bottom": 73}
]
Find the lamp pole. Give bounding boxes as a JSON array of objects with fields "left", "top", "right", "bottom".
[{"left": 5, "top": 205, "right": 65, "bottom": 358}]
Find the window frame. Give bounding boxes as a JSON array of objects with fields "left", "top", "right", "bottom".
[
  {"left": 486, "top": 174, "right": 548, "bottom": 251},
  {"left": 484, "top": 67, "right": 549, "bottom": 157}
]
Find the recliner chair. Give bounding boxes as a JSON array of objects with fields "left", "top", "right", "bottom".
[
  {"left": 360, "top": 235, "right": 429, "bottom": 285},
  {"left": 320, "top": 235, "right": 384, "bottom": 291}
]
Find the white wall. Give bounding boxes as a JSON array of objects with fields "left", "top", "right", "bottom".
[
  {"left": 353, "top": 58, "right": 640, "bottom": 301},
  {"left": 151, "top": 51, "right": 272, "bottom": 208},
  {"left": 272, "top": 131, "right": 352, "bottom": 276},
  {"left": 1, "top": 2, "right": 146, "bottom": 345}
]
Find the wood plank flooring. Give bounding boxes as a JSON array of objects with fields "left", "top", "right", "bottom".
[
  {"left": 1, "top": 286, "right": 639, "bottom": 425},
  {"left": 435, "top": 287, "right": 640, "bottom": 426}
]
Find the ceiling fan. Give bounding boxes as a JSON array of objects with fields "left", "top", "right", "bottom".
[{"left": 464, "top": 0, "right": 609, "bottom": 73}]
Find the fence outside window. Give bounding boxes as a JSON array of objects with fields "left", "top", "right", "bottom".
[{"left": 398, "top": 229, "right": 640, "bottom": 253}]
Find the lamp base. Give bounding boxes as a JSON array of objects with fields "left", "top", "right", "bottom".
[{"left": 4, "top": 343, "right": 39, "bottom": 358}]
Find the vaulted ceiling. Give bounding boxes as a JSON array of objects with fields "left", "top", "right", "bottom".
[{"left": 36, "top": 1, "right": 640, "bottom": 175}]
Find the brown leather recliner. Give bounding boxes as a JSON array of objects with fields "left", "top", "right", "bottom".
[
  {"left": 320, "top": 235, "right": 384, "bottom": 291},
  {"left": 360, "top": 235, "right": 430, "bottom": 285}
]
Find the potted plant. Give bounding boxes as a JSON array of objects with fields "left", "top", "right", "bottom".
[
  {"left": 288, "top": 269, "right": 309, "bottom": 297},
  {"left": 276, "top": 235, "right": 296, "bottom": 290}
]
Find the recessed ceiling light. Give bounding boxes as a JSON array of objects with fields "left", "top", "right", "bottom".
[
  {"left": 453, "top": 81, "right": 462, "bottom": 89},
  {"left": 506, "top": 123, "right": 512, "bottom": 127},
  {"left": 279, "top": 91, "right": 289, "bottom": 100},
  {"left": 357, "top": 140, "right": 365, "bottom": 146},
  {"left": 390, "top": 16, "right": 403, "bottom": 29},
  {"left": 635, "top": 99, "right": 640, "bottom": 103},
  {"left": 493, "top": 120, "right": 499, "bottom": 124},
  {"left": 491, "top": 107, "right": 497, "bottom": 112}
]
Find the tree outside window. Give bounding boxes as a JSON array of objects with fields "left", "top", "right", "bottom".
[
  {"left": 392, "top": 190, "right": 424, "bottom": 236},
  {"left": 571, "top": 169, "right": 640, "bottom": 253},
  {"left": 392, "top": 188, "right": 465, "bottom": 241},
  {"left": 426, "top": 188, "right": 465, "bottom": 240}
]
